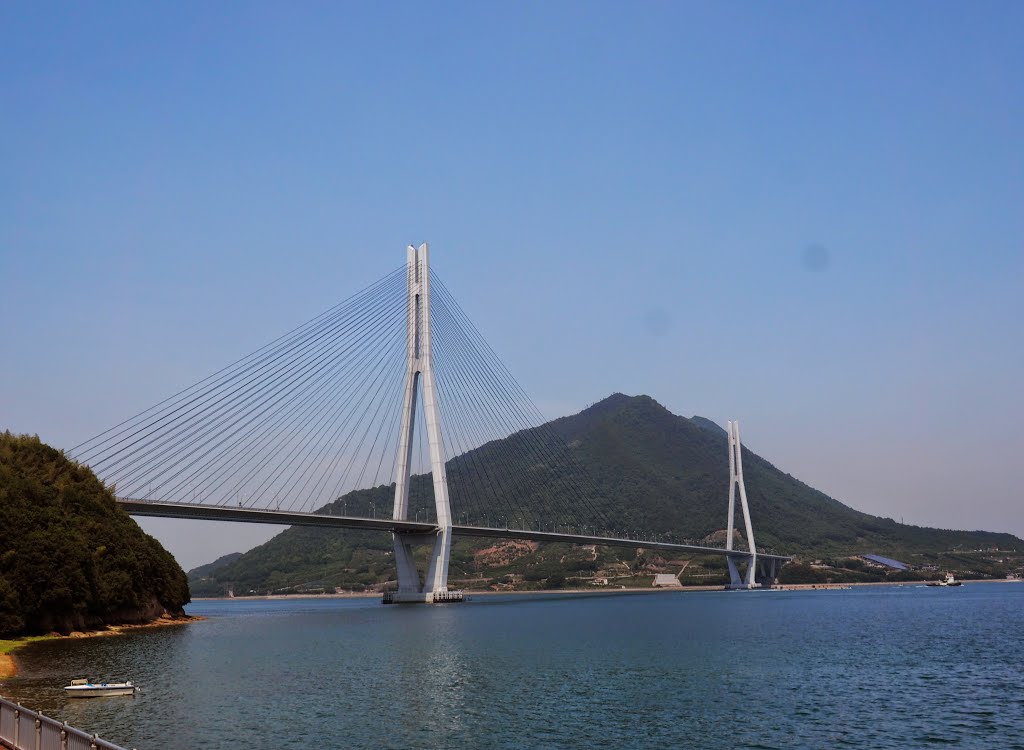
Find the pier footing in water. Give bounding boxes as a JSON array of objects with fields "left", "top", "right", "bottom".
[{"left": 382, "top": 589, "right": 465, "bottom": 604}]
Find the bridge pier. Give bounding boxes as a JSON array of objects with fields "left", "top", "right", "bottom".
[
  {"left": 387, "top": 243, "right": 460, "bottom": 604},
  {"left": 726, "top": 554, "right": 758, "bottom": 589},
  {"left": 725, "top": 420, "right": 764, "bottom": 590},
  {"left": 726, "top": 553, "right": 782, "bottom": 589},
  {"left": 387, "top": 529, "right": 457, "bottom": 603},
  {"left": 759, "top": 556, "right": 782, "bottom": 587}
]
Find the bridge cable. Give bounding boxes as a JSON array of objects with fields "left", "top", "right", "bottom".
[
  {"left": 111, "top": 277, "right": 407, "bottom": 497},
  {"left": 73, "top": 267, "right": 405, "bottom": 468},
  {"left": 431, "top": 273, "right": 614, "bottom": 532},
  {"left": 89, "top": 269, "right": 406, "bottom": 484},
  {"left": 104, "top": 273, "right": 407, "bottom": 502},
  {"left": 69, "top": 266, "right": 405, "bottom": 457}
]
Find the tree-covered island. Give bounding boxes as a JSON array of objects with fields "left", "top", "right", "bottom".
[{"left": 0, "top": 432, "right": 190, "bottom": 637}]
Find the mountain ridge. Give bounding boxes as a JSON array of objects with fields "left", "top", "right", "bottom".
[{"left": 193, "top": 394, "right": 1022, "bottom": 593}]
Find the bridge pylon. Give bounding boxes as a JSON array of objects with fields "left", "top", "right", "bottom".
[
  {"left": 388, "top": 243, "right": 458, "bottom": 603},
  {"left": 725, "top": 420, "right": 760, "bottom": 589}
]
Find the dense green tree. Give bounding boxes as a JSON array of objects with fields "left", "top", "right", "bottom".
[
  {"left": 0, "top": 432, "right": 190, "bottom": 636},
  {"left": 778, "top": 563, "right": 829, "bottom": 584}
]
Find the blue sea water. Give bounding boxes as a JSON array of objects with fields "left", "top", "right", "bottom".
[{"left": 3, "top": 585, "right": 1023, "bottom": 750}]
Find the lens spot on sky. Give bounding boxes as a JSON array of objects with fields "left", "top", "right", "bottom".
[
  {"left": 801, "top": 244, "right": 831, "bottom": 272},
  {"left": 643, "top": 307, "right": 671, "bottom": 336}
]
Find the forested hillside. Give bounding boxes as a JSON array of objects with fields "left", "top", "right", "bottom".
[
  {"left": 0, "top": 432, "right": 190, "bottom": 636},
  {"left": 190, "top": 395, "right": 1023, "bottom": 594},
  {"left": 546, "top": 394, "right": 1020, "bottom": 557}
]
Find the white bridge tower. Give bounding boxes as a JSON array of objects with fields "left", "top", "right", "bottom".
[
  {"left": 388, "top": 243, "right": 459, "bottom": 603},
  {"left": 725, "top": 420, "right": 760, "bottom": 589}
]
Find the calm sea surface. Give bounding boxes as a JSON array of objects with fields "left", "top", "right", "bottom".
[{"left": 3, "top": 585, "right": 1023, "bottom": 750}]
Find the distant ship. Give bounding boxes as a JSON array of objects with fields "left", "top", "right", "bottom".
[{"left": 927, "top": 573, "right": 962, "bottom": 587}]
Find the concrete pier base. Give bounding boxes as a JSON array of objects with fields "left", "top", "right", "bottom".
[
  {"left": 726, "top": 553, "right": 782, "bottom": 589},
  {"left": 383, "top": 589, "right": 464, "bottom": 604}
]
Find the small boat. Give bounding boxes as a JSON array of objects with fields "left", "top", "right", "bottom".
[
  {"left": 64, "top": 679, "right": 138, "bottom": 698},
  {"left": 927, "top": 573, "right": 962, "bottom": 587}
]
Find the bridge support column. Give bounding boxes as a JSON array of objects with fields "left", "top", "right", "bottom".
[
  {"left": 388, "top": 243, "right": 458, "bottom": 604},
  {"left": 725, "top": 420, "right": 759, "bottom": 590},
  {"left": 726, "top": 555, "right": 780, "bottom": 588},
  {"left": 756, "top": 556, "right": 781, "bottom": 588}
]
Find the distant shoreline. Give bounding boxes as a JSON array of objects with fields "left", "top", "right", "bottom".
[
  {"left": 192, "top": 587, "right": 700, "bottom": 601},
  {"left": 774, "top": 578, "right": 1021, "bottom": 590},
  {"left": 191, "top": 577, "right": 1022, "bottom": 602}
]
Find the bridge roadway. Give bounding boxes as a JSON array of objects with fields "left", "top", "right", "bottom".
[{"left": 117, "top": 498, "right": 791, "bottom": 563}]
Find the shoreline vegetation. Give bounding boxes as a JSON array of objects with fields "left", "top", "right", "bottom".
[
  {"left": 0, "top": 433, "right": 191, "bottom": 640},
  {"left": 0, "top": 635, "right": 50, "bottom": 680},
  {"left": 0, "top": 614, "right": 203, "bottom": 679}
]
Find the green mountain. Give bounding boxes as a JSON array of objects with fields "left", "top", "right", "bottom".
[
  {"left": 188, "top": 552, "right": 243, "bottom": 580},
  {"left": 196, "top": 394, "right": 1023, "bottom": 593},
  {"left": 187, "top": 553, "right": 243, "bottom": 597},
  {"left": 549, "top": 394, "right": 1020, "bottom": 556},
  {"left": 0, "top": 432, "right": 190, "bottom": 636}
]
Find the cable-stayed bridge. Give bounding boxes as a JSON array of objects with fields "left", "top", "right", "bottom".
[{"left": 73, "top": 244, "right": 789, "bottom": 602}]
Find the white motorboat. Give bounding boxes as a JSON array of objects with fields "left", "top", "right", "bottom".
[
  {"left": 64, "top": 679, "right": 138, "bottom": 698},
  {"left": 926, "top": 573, "right": 962, "bottom": 587}
]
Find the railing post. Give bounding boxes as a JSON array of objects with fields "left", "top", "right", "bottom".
[{"left": 0, "top": 698, "right": 129, "bottom": 750}]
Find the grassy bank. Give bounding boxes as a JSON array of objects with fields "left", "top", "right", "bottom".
[
  {"left": 0, "top": 617, "right": 201, "bottom": 680},
  {"left": 1, "top": 636, "right": 54, "bottom": 679},
  {"left": 0, "top": 636, "right": 54, "bottom": 656}
]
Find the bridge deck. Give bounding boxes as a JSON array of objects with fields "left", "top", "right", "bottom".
[
  {"left": 452, "top": 524, "right": 790, "bottom": 561},
  {"left": 118, "top": 499, "right": 790, "bottom": 562}
]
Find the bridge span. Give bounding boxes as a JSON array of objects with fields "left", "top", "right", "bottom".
[
  {"left": 77, "top": 243, "right": 790, "bottom": 603},
  {"left": 118, "top": 497, "right": 791, "bottom": 582}
]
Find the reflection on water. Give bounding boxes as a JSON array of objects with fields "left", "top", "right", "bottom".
[{"left": 2, "top": 587, "right": 1023, "bottom": 749}]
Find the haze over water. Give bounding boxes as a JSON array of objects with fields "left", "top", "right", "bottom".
[{"left": 4, "top": 586, "right": 1023, "bottom": 750}]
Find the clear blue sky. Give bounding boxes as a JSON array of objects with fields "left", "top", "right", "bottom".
[{"left": 2, "top": 2, "right": 1022, "bottom": 569}]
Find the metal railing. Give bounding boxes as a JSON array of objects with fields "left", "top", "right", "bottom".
[{"left": 0, "top": 696, "right": 130, "bottom": 750}]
